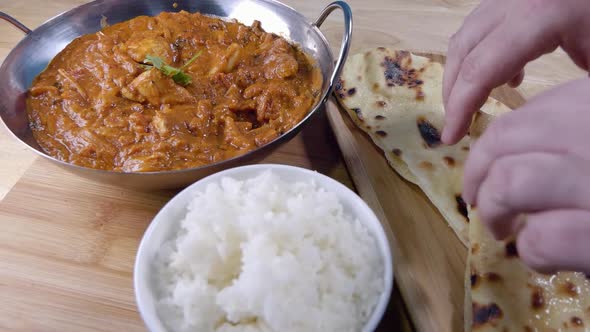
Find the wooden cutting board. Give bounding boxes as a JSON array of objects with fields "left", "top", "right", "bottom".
[
  {"left": 325, "top": 52, "right": 526, "bottom": 332},
  {"left": 0, "top": 111, "right": 416, "bottom": 331}
]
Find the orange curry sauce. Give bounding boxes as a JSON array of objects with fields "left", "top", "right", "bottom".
[{"left": 27, "top": 11, "right": 322, "bottom": 172}]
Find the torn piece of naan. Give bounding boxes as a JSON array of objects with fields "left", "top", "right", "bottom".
[
  {"left": 466, "top": 209, "right": 590, "bottom": 331},
  {"left": 466, "top": 121, "right": 590, "bottom": 331},
  {"left": 335, "top": 47, "right": 509, "bottom": 246}
]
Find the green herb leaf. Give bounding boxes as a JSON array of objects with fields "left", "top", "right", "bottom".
[
  {"left": 144, "top": 55, "right": 165, "bottom": 70},
  {"left": 143, "top": 53, "right": 201, "bottom": 86},
  {"left": 172, "top": 72, "right": 192, "bottom": 86},
  {"left": 180, "top": 50, "right": 203, "bottom": 70},
  {"left": 160, "top": 65, "right": 181, "bottom": 77}
]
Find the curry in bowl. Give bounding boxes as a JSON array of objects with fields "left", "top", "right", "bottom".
[{"left": 26, "top": 11, "right": 322, "bottom": 172}]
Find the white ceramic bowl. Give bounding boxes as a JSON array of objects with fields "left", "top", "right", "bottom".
[{"left": 134, "top": 164, "right": 394, "bottom": 332}]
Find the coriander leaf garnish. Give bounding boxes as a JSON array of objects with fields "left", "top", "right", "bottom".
[
  {"left": 171, "top": 72, "right": 192, "bottom": 86},
  {"left": 143, "top": 51, "right": 203, "bottom": 86},
  {"left": 181, "top": 51, "right": 202, "bottom": 70},
  {"left": 144, "top": 55, "right": 166, "bottom": 70}
]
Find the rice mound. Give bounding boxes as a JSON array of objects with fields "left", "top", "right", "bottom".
[{"left": 154, "top": 171, "right": 384, "bottom": 332}]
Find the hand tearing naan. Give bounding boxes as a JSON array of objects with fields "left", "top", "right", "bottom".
[{"left": 463, "top": 79, "right": 590, "bottom": 276}]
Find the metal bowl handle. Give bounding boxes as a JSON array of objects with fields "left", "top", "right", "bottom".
[
  {"left": 0, "top": 12, "right": 32, "bottom": 35},
  {"left": 312, "top": 1, "right": 353, "bottom": 92}
]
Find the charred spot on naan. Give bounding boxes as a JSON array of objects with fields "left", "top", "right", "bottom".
[
  {"left": 419, "top": 161, "right": 434, "bottom": 170},
  {"left": 471, "top": 272, "right": 503, "bottom": 288},
  {"left": 392, "top": 148, "right": 402, "bottom": 157},
  {"left": 375, "top": 130, "right": 387, "bottom": 137},
  {"left": 472, "top": 302, "right": 503, "bottom": 328},
  {"left": 505, "top": 241, "right": 519, "bottom": 258},
  {"left": 485, "top": 272, "right": 502, "bottom": 282},
  {"left": 531, "top": 286, "right": 545, "bottom": 310},
  {"left": 351, "top": 108, "right": 364, "bottom": 121},
  {"left": 347, "top": 87, "right": 357, "bottom": 96},
  {"left": 381, "top": 51, "right": 411, "bottom": 86},
  {"left": 376, "top": 101, "right": 387, "bottom": 108},
  {"left": 374, "top": 115, "right": 386, "bottom": 120},
  {"left": 417, "top": 116, "right": 442, "bottom": 148},
  {"left": 381, "top": 51, "right": 425, "bottom": 99},
  {"left": 572, "top": 316, "right": 584, "bottom": 327},
  {"left": 456, "top": 195, "right": 468, "bottom": 221},
  {"left": 471, "top": 273, "right": 479, "bottom": 288},
  {"left": 443, "top": 156, "right": 455, "bottom": 167},
  {"left": 560, "top": 281, "right": 579, "bottom": 297},
  {"left": 335, "top": 77, "right": 346, "bottom": 99},
  {"left": 416, "top": 90, "right": 425, "bottom": 101}
]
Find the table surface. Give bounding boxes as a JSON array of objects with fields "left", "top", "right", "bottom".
[{"left": 0, "top": 0, "right": 585, "bottom": 330}]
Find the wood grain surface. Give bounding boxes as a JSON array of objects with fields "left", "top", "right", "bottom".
[
  {"left": 0, "top": 0, "right": 585, "bottom": 331},
  {"left": 326, "top": 52, "right": 526, "bottom": 332}
]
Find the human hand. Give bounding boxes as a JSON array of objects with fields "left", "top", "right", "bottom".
[
  {"left": 463, "top": 79, "right": 590, "bottom": 275},
  {"left": 442, "top": 0, "right": 590, "bottom": 144}
]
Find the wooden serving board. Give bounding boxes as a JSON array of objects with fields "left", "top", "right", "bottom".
[
  {"left": 325, "top": 52, "right": 526, "bottom": 332},
  {"left": 0, "top": 111, "right": 416, "bottom": 331}
]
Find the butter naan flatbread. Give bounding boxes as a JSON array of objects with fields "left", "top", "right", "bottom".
[
  {"left": 466, "top": 210, "right": 590, "bottom": 331},
  {"left": 466, "top": 104, "right": 590, "bottom": 331},
  {"left": 335, "top": 48, "right": 509, "bottom": 246},
  {"left": 336, "top": 47, "right": 590, "bottom": 331}
]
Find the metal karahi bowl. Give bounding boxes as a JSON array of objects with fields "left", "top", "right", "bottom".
[{"left": 0, "top": 0, "right": 352, "bottom": 189}]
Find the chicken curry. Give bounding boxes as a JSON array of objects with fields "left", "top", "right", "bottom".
[{"left": 26, "top": 11, "right": 322, "bottom": 172}]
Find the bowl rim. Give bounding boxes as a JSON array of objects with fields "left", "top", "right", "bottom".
[
  {"left": 133, "top": 163, "right": 394, "bottom": 332},
  {"left": 0, "top": 0, "right": 340, "bottom": 176}
]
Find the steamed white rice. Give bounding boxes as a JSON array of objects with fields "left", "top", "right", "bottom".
[{"left": 153, "top": 171, "right": 384, "bottom": 332}]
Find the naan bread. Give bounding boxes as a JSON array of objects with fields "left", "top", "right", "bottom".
[
  {"left": 466, "top": 110, "right": 590, "bottom": 332},
  {"left": 466, "top": 210, "right": 590, "bottom": 331},
  {"left": 335, "top": 47, "right": 590, "bottom": 331},
  {"left": 335, "top": 48, "right": 510, "bottom": 246}
]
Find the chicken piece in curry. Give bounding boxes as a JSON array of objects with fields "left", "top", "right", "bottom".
[{"left": 26, "top": 11, "right": 322, "bottom": 172}]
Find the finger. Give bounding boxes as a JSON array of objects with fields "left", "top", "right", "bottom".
[
  {"left": 463, "top": 78, "right": 590, "bottom": 204},
  {"left": 443, "top": 0, "right": 505, "bottom": 108},
  {"left": 476, "top": 152, "right": 590, "bottom": 239},
  {"left": 442, "top": 15, "right": 561, "bottom": 145},
  {"left": 517, "top": 209, "right": 590, "bottom": 275},
  {"left": 508, "top": 70, "right": 525, "bottom": 88}
]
